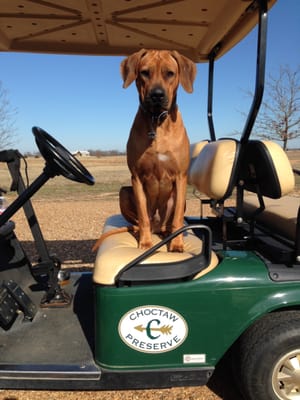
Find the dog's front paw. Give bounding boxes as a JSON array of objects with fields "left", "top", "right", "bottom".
[
  {"left": 169, "top": 236, "right": 184, "bottom": 252},
  {"left": 139, "top": 240, "right": 153, "bottom": 250}
]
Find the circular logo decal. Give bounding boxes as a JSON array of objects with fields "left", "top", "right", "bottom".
[{"left": 118, "top": 305, "right": 188, "bottom": 354}]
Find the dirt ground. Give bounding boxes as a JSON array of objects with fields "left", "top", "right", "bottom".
[{"left": 0, "top": 197, "right": 243, "bottom": 400}]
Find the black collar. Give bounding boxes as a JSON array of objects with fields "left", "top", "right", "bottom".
[{"left": 139, "top": 103, "right": 176, "bottom": 140}]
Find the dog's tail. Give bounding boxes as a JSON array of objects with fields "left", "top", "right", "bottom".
[{"left": 92, "top": 225, "right": 139, "bottom": 252}]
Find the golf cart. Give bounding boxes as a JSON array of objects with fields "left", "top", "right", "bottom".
[{"left": 1, "top": 1, "right": 299, "bottom": 399}]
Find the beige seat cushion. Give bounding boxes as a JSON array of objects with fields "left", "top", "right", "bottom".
[
  {"left": 93, "top": 215, "right": 218, "bottom": 285},
  {"left": 244, "top": 193, "right": 299, "bottom": 241},
  {"left": 241, "top": 140, "right": 295, "bottom": 198},
  {"left": 189, "top": 139, "right": 238, "bottom": 200},
  {"left": 189, "top": 140, "right": 209, "bottom": 180},
  {"left": 259, "top": 141, "right": 295, "bottom": 196}
]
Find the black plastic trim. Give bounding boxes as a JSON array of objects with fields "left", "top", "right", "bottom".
[
  {"left": 0, "top": 364, "right": 213, "bottom": 390},
  {"left": 115, "top": 224, "right": 212, "bottom": 286}
]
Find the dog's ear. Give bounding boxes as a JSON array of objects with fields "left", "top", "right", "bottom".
[
  {"left": 171, "top": 51, "right": 197, "bottom": 93},
  {"left": 121, "top": 49, "right": 147, "bottom": 89}
]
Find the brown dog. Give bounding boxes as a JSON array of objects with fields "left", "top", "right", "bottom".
[{"left": 119, "top": 49, "right": 196, "bottom": 252}]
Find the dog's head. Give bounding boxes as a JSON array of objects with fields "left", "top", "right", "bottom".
[{"left": 120, "top": 49, "right": 196, "bottom": 114}]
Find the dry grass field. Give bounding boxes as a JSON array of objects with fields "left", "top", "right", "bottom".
[
  {"left": 0, "top": 150, "right": 299, "bottom": 400},
  {"left": 1, "top": 149, "right": 299, "bottom": 203}
]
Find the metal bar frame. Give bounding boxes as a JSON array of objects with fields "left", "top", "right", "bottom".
[
  {"left": 241, "top": 0, "right": 268, "bottom": 144},
  {"left": 207, "top": 47, "right": 219, "bottom": 141},
  {"left": 206, "top": 0, "right": 268, "bottom": 145}
]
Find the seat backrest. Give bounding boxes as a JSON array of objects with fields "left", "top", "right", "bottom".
[
  {"left": 240, "top": 140, "right": 295, "bottom": 198},
  {"left": 189, "top": 139, "right": 294, "bottom": 201},
  {"left": 189, "top": 141, "right": 209, "bottom": 170},
  {"left": 189, "top": 139, "right": 239, "bottom": 200}
]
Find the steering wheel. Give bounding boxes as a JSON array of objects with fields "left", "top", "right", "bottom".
[{"left": 32, "top": 126, "right": 95, "bottom": 185}]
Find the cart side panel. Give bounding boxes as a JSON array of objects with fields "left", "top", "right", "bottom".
[{"left": 94, "top": 251, "right": 295, "bottom": 370}]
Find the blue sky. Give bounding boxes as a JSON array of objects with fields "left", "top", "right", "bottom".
[{"left": 0, "top": 0, "right": 299, "bottom": 153}]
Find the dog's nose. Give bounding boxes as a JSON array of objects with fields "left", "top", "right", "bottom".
[{"left": 150, "top": 87, "right": 165, "bottom": 104}]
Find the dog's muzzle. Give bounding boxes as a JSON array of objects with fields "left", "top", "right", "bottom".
[{"left": 144, "top": 86, "right": 169, "bottom": 113}]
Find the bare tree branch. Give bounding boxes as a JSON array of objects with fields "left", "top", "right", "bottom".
[
  {"left": 237, "top": 65, "right": 300, "bottom": 150},
  {"left": 254, "top": 65, "right": 300, "bottom": 150},
  {"left": 0, "top": 81, "right": 18, "bottom": 150}
]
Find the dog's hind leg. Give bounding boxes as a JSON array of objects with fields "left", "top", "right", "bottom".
[{"left": 119, "top": 186, "right": 139, "bottom": 225}]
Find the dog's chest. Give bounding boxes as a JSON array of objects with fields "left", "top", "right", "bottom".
[
  {"left": 127, "top": 114, "right": 189, "bottom": 182},
  {"left": 137, "top": 148, "right": 179, "bottom": 181}
]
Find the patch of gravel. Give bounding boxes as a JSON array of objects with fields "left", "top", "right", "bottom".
[
  {"left": 0, "top": 387, "right": 221, "bottom": 400},
  {"left": 11, "top": 197, "right": 204, "bottom": 269}
]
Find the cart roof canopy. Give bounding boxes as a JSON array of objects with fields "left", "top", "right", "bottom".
[{"left": 0, "top": 0, "right": 276, "bottom": 62}]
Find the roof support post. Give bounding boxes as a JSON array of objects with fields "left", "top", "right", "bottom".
[
  {"left": 241, "top": 0, "right": 268, "bottom": 144},
  {"left": 207, "top": 45, "right": 221, "bottom": 141}
]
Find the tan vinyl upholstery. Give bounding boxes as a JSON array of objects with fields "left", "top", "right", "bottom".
[
  {"left": 188, "top": 138, "right": 298, "bottom": 242},
  {"left": 244, "top": 194, "right": 299, "bottom": 241},
  {"left": 242, "top": 140, "right": 297, "bottom": 240},
  {"left": 241, "top": 140, "right": 295, "bottom": 198},
  {"left": 189, "top": 141, "right": 209, "bottom": 166},
  {"left": 188, "top": 140, "right": 209, "bottom": 184},
  {"left": 189, "top": 139, "right": 238, "bottom": 200},
  {"left": 93, "top": 215, "right": 219, "bottom": 285}
]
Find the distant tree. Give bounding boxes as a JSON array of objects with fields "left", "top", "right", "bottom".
[
  {"left": 88, "top": 149, "right": 125, "bottom": 157},
  {"left": 0, "top": 81, "right": 17, "bottom": 150},
  {"left": 251, "top": 65, "right": 300, "bottom": 150}
]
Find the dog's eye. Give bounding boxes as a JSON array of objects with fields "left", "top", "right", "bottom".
[
  {"left": 167, "top": 70, "right": 175, "bottom": 78},
  {"left": 141, "top": 70, "right": 150, "bottom": 78}
]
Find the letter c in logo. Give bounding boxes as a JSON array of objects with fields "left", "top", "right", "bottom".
[{"left": 146, "top": 319, "right": 160, "bottom": 339}]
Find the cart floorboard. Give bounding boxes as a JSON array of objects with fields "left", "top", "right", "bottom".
[{"left": 0, "top": 273, "right": 97, "bottom": 371}]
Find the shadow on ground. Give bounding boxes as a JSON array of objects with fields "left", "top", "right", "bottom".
[
  {"left": 21, "top": 239, "right": 96, "bottom": 268},
  {"left": 207, "top": 351, "right": 245, "bottom": 400}
]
